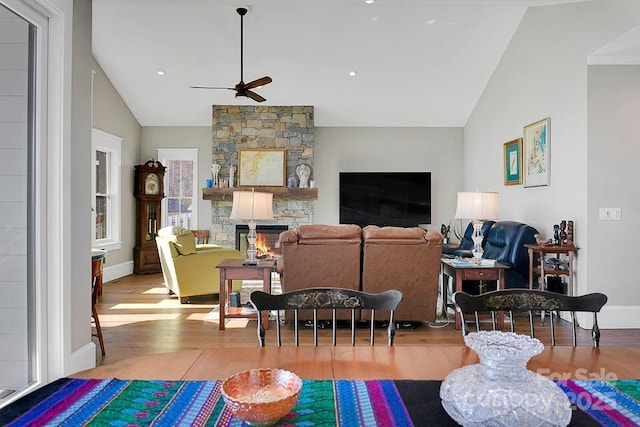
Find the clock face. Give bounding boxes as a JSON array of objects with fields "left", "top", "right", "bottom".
[{"left": 145, "top": 173, "right": 160, "bottom": 195}]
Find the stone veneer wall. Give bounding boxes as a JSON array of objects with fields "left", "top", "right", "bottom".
[{"left": 209, "top": 105, "right": 315, "bottom": 247}]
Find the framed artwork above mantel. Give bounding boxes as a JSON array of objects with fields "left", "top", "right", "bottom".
[{"left": 238, "top": 149, "right": 286, "bottom": 187}]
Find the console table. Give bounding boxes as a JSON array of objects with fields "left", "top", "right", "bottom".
[
  {"left": 216, "top": 258, "right": 275, "bottom": 330},
  {"left": 525, "top": 244, "right": 578, "bottom": 296}
]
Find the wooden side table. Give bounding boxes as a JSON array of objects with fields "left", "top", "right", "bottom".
[
  {"left": 216, "top": 258, "right": 274, "bottom": 330},
  {"left": 525, "top": 244, "right": 578, "bottom": 296},
  {"left": 441, "top": 259, "right": 510, "bottom": 330}
]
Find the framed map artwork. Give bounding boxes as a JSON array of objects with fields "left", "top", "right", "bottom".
[
  {"left": 238, "top": 149, "right": 286, "bottom": 187},
  {"left": 523, "top": 118, "right": 550, "bottom": 187}
]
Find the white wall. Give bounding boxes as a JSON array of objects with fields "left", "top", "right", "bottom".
[
  {"left": 70, "top": 0, "right": 93, "bottom": 361},
  {"left": 465, "top": 0, "right": 640, "bottom": 327},
  {"left": 91, "top": 58, "right": 141, "bottom": 274},
  {"left": 314, "top": 127, "right": 464, "bottom": 230},
  {"left": 141, "top": 126, "right": 212, "bottom": 231},
  {"left": 587, "top": 64, "right": 640, "bottom": 320}
]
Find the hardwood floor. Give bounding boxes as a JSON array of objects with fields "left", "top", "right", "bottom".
[{"left": 93, "top": 273, "right": 640, "bottom": 367}]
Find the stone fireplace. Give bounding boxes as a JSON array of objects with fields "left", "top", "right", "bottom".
[{"left": 207, "top": 105, "right": 315, "bottom": 248}]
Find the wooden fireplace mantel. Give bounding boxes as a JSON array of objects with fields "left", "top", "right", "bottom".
[{"left": 202, "top": 187, "right": 318, "bottom": 202}]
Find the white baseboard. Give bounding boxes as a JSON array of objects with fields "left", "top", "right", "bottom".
[
  {"left": 68, "top": 342, "right": 97, "bottom": 376},
  {"left": 103, "top": 260, "right": 134, "bottom": 283},
  {"left": 598, "top": 305, "right": 640, "bottom": 329}
]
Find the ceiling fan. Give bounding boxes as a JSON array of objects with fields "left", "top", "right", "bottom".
[{"left": 190, "top": 7, "right": 272, "bottom": 102}]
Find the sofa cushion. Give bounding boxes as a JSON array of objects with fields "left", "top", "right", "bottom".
[
  {"left": 363, "top": 225, "right": 425, "bottom": 242},
  {"left": 157, "top": 226, "right": 197, "bottom": 255},
  {"left": 296, "top": 224, "right": 362, "bottom": 243}
]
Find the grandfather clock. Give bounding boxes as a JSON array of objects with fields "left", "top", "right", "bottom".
[{"left": 134, "top": 160, "right": 166, "bottom": 274}]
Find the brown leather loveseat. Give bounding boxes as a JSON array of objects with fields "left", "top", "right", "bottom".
[{"left": 277, "top": 224, "right": 443, "bottom": 322}]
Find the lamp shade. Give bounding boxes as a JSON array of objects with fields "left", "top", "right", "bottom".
[
  {"left": 229, "top": 190, "right": 274, "bottom": 220},
  {"left": 454, "top": 192, "right": 498, "bottom": 220}
]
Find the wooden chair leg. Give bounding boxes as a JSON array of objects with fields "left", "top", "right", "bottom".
[{"left": 92, "top": 306, "right": 106, "bottom": 356}]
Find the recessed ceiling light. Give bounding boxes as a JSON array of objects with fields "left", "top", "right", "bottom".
[
  {"left": 156, "top": 69, "right": 166, "bottom": 76},
  {"left": 349, "top": 71, "right": 358, "bottom": 77},
  {"left": 365, "top": 0, "right": 376, "bottom": 4},
  {"left": 426, "top": 19, "right": 436, "bottom": 26}
]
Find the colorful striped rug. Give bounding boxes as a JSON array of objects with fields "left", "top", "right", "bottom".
[
  {"left": 2, "top": 378, "right": 640, "bottom": 426},
  {"left": 2, "top": 378, "right": 413, "bottom": 426}
]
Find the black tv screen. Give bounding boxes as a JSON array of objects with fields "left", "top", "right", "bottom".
[{"left": 339, "top": 172, "right": 431, "bottom": 227}]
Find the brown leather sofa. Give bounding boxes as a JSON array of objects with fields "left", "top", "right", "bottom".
[
  {"left": 277, "top": 224, "right": 443, "bottom": 322},
  {"left": 361, "top": 225, "right": 443, "bottom": 322}
]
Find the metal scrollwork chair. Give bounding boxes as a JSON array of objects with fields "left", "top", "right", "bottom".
[
  {"left": 453, "top": 289, "right": 608, "bottom": 347},
  {"left": 250, "top": 288, "right": 403, "bottom": 347}
]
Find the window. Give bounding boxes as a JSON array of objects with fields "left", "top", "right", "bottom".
[
  {"left": 92, "top": 129, "right": 122, "bottom": 250},
  {"left": 157, "top": 148, "right": 199, "bottom": 229}
]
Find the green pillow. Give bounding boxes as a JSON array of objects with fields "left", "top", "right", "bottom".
[
  {"left": 158, "top": 226, "right": 197, "bottom": 255},
  {"left": 174, "top": 232, "right": 197, "bottom": 255}
]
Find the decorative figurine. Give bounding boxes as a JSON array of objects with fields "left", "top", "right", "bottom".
[
  {"left": 441, "top": 224, "right": 451, "bottom": 244},
  {"left": 567, "top": 220, "right": 574, "bottom": 246},
  {"left": 553, "top": 224, "right": 560, "bottom": 245},
  {"left": 211, "top": 163, "right": 221, "bottom": 188},
  {"left": 229, "top": 165, "right": 236, "bottom": 188},
  {"left": 559, "top": 220, "right": 567, "bottom": 245},
  {"left": 535, "top": 233, "right": 553, "bottom": 246},
  {"left": 287, "top": 172, "right": 299, "bottom": 188},
  {"left": 296, "top": 164, "right": 311, "bottom": 188}
]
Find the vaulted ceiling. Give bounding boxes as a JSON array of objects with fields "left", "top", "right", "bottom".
[{"left": 92, "top": 0, "right": 590, "bottom": 127}]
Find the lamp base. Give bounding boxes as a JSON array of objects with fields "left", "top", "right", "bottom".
[
  {"left": 471, "top": 219, "right": 485, "bottom": 262},
  {"left": 242, "top": 258, "right": 259, "bottom": 266}
]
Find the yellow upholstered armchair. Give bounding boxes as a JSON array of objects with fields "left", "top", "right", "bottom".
[{"left": 155, "top": 226, "right": 243, "bottom": 303}]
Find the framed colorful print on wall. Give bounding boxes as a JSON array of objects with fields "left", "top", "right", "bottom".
[
  {"left": 523, "top": 118, "right": 550, "bottom": 187},
  {"left": 503, "top": 138, "right": 522, "bottom": 185},
  {"left": 238, "top": 149, "right": 286, "bottom": 187}
]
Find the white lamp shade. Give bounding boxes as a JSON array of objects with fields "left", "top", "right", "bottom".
[
  {"left": 229, "top": 190, "right": 274, "bottom": 220},
  {"left": 454, "top": 192, "right": 499, "bottom": 220}
]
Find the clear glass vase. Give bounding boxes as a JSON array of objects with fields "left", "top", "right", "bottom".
[{"left": 440, "top": 331, "right": 572, "bottom": 426}]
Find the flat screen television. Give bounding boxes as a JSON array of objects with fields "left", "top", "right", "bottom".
[{"left": 339, "top": 172, "right": 431, "bottom": 227}]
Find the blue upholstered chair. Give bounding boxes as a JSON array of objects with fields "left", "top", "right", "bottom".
[
  {"left": 462, "top": 221, "right": 539, "bottom": 294},
  {"left": 442, "top": 220, "right": 495, "bottom": 258}
]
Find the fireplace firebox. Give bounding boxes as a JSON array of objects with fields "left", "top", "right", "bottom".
[{"left": 235, "top": 225, "right": 288, "bottom": 259}]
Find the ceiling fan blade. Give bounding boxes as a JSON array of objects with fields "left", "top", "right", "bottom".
[
  {"left": 244, "top": 76, "right": 272, "bottom": 90},
  {"left": 244, "top": 90, "right": 267, "bottom": 102},
  {"left": 190, "top": 85, "right": 235, "bottom": 90}
]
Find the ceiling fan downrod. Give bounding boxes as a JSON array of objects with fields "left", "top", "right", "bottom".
[{"left": 237, "top": 8, "right": 247, "bottom": 84}]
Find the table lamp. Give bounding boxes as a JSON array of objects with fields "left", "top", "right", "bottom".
[
  {"left": 454, "top": 192, "right": 498, "bottom": 261},
  {"left": 229, "top": 189, "right": 274, "bottom": 265}
]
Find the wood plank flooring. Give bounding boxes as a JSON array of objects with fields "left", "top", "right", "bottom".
[{"left": 93, "top": 273, "right": 640, "bottom": 367}]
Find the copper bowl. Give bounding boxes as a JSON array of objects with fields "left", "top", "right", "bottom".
[{"left": 221, "top": 368, "right": 302, "bottom": 425}]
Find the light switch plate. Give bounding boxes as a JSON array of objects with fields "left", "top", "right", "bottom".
[{"left": 599, "top": 208, "right": 621, "bottom": 220}]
